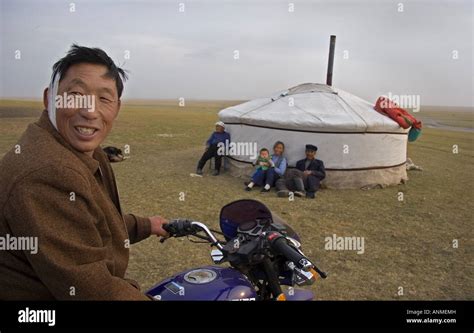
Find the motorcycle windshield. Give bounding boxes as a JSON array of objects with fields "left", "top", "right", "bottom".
[{"left": 219, "top": 199, "right": 300, "bottom": 241}]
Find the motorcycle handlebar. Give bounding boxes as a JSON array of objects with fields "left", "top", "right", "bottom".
[
  {"left": 163, "top": 219, "right": 197, "bottom": 237},
  {"left": 267, "top": 232, "right": 313, "bottom": 271},
  {"left": 162, "top": 219, "right": 224, "bottom": 250},
  {"left": 267, "top": 232, "right": 327, "bottom": 279}
]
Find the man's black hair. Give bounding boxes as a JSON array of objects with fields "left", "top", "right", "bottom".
[
  {"left": 52, "top": 44, "right": 127, "bottom": 98},
  {"left": 260, "top": 148, "right": 269, "bottom": 153}
]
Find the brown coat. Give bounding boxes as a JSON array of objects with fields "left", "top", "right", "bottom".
[{"left": 0, "top": 111, "right": 152, "bottom": 300}]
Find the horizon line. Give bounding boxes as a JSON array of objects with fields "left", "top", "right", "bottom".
[{"left": 0, "top": 97, "right": 472, "bottom": 109}]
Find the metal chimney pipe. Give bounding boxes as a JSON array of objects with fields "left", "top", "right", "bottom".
[{"left": 326, "top": 35, "right": 336, "bottom": 86}]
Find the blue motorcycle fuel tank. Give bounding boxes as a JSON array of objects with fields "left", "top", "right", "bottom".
[
  {"left": 146, "top": 265, "right": 314, "bottom": 301},
  {"left": 146, "top": 265, "right": 257, "bottom": 301}
]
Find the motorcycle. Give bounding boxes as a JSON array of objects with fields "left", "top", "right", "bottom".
[{"left": 146, "top": 199, "right": 327, "bottom": 301}]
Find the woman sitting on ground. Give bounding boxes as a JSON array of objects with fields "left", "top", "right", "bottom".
[{"left": 245, "top": 141, "right": 287, "bottom": 192}]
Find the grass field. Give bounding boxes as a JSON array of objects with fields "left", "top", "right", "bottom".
[{"left": 0, "top": 99, "right": 473, "bottom": 300}]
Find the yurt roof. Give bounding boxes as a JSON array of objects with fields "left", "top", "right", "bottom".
[{"left": 219, "top": 83, "right": 406, "bottom": 133}]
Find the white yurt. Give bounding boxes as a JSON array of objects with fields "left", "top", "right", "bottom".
[{"left": 218, "top": 82, "right": 409, "bottom": 189}]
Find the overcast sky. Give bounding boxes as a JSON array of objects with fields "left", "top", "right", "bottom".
[{"left": 0, "top": 0, "right": 472, "bottom": 106}]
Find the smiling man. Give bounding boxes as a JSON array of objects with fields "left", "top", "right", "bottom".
[{"left": 0, "top": 45, "right": 168, "bottom": 300}]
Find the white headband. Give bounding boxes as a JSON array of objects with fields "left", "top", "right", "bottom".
[{"left": 47, "top": 73, "right": 60, "bottom": 130}]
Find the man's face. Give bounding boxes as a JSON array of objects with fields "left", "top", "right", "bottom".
[
  {"left": 45, "top": 63, "right": 121, "bottom": 156},
  {"left": 305, "top": 150, "right": 316, "bottom": 160},
  {"left": 216, "top": 125, "right": 224, "bottom": 133}
]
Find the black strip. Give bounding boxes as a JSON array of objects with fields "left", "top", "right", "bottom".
[
  {"left": 0, "top": 301, "right": 471, "bottom": 329},
  {"left": 226, "top": 155, "right": 407, "bottom": 171},
  {"left": 224, "top": 122, "right": 408, "bottom": 135}
]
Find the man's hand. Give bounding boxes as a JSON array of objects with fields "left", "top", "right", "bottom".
[
  {"left": 304, "top": 170, "right": 312, "bottom": 176},
  {"left": 149, "top": 216, "right": 169, "bottom": 237}
]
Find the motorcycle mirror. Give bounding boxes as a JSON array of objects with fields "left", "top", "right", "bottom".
[{"left": 210, "top": 249, "right": 224, "bottom": 264}]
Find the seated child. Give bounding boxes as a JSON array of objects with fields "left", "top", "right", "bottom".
[
  {"left": 255, "top": 148, "right": 271, "bottom": 171},
  {"left": 245, "top": 148, "right": 272, "bottom": 192}
]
